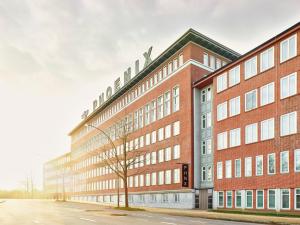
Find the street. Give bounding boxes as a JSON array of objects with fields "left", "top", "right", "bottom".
[{"left": 0, "top": 200, "right": 264, "bottom": 225}]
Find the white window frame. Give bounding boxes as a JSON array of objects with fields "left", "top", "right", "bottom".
[
  {"left": 217, "top": 162, "right": 223, "bottom": 179},
  {"left": 245, "top": 89, "right": 257, "bottom": 112},
  {"left": 229, "top": 96, "right": 240, "bottom": 117},
  {"left": 267, "top": 153, "right": 276, "bottom": 175},
  {"left": 217, "top": 131, "right": 228, "bottom": 150},
  {"left": 281, "top": 189, "right": 290, "bottom": 210},
  {"left": 260, "top": 46, "right": 274, "bottom": 72},
  {"left": 245, "top": 123, "right": 258, "bottom": 144},
  {"left": 295, "top": 188, "right": 300, "bottom": 210},
  {"left": 256, "top": 190, "right": 264, "bottom": 209},
  {"left": 280, "top": 111, "right": 297, "bottom": 136},
  {"left": 226, "top": 191, "right": 233, "bottom": 208},
  {"left": 260, "top": 118, "right": 275, "bottom": 141},
  {"left": 295, "top": 149, "right": 300, "bottom": 172},
  {"left": 245, "top": 157, "right": 252, "bottom": 177},
  {"left": 255, "top": 155, "right": 263, "bottom": 176},
  {"left": 246, "top": 190, "right": 253, "bottom": 209},
  {"left": 244, "top": 56, "right": 257, "bottom": 80},
  {"left": 225, "top": 160, "right": 232, "bottom": 178},
  {"left": 280, "top": 151, "right": 289, "bottom": 174},
  {"left": 268, "top": 189, "right": 276, "bottom": 210},
  {"left": 229, "top": 65, "right": 240, "bottom": 87},
  {"left": 260, "top": 82, "right": 274, "bottom": 106},
  {"left": 217, "top": 101, "right": 227, "bottom": 121},
  {"left": 280, "top": 34, "right": 297, "bottom": 63},
  {"left": 217, "top": 73, "right": 227, "bottom": 93},
  {"left": 235, "top": 158, "right": 241, "bottom": 178},
  {"left": 280, "top": 72, "right": 297, "bottom": 99},
  {"left": 229, "top": 128, "right": 241, "bottom": 148}
]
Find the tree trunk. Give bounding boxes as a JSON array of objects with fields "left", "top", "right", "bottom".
[{"left": 123, "top": 178, "right": 129, "bottom": 208}]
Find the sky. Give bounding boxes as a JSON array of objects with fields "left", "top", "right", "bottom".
[{"left": 0, "top": 0, "right": 299, "bottom": 190}]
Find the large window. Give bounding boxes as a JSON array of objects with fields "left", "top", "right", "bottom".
[
  {"left": 280, "top": 151, "right": 289, "bottom": 173},
  {"left": 245, "top": 89, "right": 257, "bottom": 111},
  {"left": 151, "top": 172, "right": 157, "bottom": 185},
  {"left": 173, "top": 168, "right": 180, "bottom": 183},
  {"left": 150, "top": 100, "right": 156, "bottom": 123},
  {"left": 173, "top": 86, "right": 180, "bottom": 112},
  {"left": 218, "top": 192, "right": 224, "bottom": 207},
  {"left": 281, "top": 189, "right": 290, "bottom": 210},
  {"left": 256, "top": 155, "right": 263, "bottom": 176},
  {"left": 245, "top": 123, "right": 258, "bottom": 144},
  {"left": 235, "top": 159, "right": 241, "bottom": 178},
  {"left": 280, "top": 73, "right": 297, "bottom": 99},
  {"left": 151, "top": 152, "right": 156, "bottom": 164},
  {"left": 280, "top": 34, "right": 297, "bottom": 63},
  {"left": 260, "top": 47, "right": 274, "bottom": 72},
  {"left": 229, "top": 65, "right": 240, "bottom": 87},
  {"left": 217, "top": 162, "right": 223, "bottom": 179},
  {"left": 257, "top": 190, "right": 264, "bottom": 209},
  {"left": 295, "top": 189, "right": 300, "bottom": 210},
  {"left": 217, "top": 73, "right": 227, "bottom": 93},
  {"left": 157, "top": 95, "right": 164, "bottom": 119},
  {"left": 202, "top": 113, "right": 211, "bottom": 129},
  {"left": 245, "top": 157, "right": 252, "bottom": 177},
  {"left": 225, "top": 160, "right": 232, "bottom": 178},
  {"left": 268, "top": 189, "right": 276, "bottom": 209},
  {"left": 295, "top": 149, "right": 300, "bottom": 172},
  {"left": 217, "top": 101, "right": 227, "bottom": 121},
  {"left": 217, "top": 131, "right": 228, "bottom": 150},
  {"left": 229, "top": 128, "right": 241, "bottom": 147},
  {"left": 144, "top": 104, "right": 150, "bottom": 125},
  {"left": 229, "top": 96, "right": 240, "bottom": 117},
  {"left": 138, "top": 108, "right": 144, "bottom": 128},
  {"left": 268, "top": 153, "right": 276, "bottom": 175},
  {"left": 245, "top": 56, "right": 257, "bottom": 79},
  {"left": 173, "top": 145, "right": 180, "bottom": 159},
  {"left": 261, "top": 118, "right": 275, "bottom": 141},
  {"left": 207, "top": 166, "right": 212, "bottom": 181},
  {"left": 158, "top": 171, "right": 164, "bottom": 185},
  {"left": 226, "top": 191, "right": 233, "bottom": 208},
  {"left": 203, "top": 53, "right": 208, "bottom": 66},
  {"left": 280, "top": 111, "right": 297, "bottom": 136},
  {"left": 260, "top": 82, "right": 274, "bottom": 106},
  {"left": 165, "top": 147, "right": 171, "bottom": 161},
  {"left": 165, "top": 170, "right": 171, "bottom": 184},
  {"left": 164, "top": 91, "right": 171, "bottom": 116},
  {"left": 246, "top": 190, "right": 253, "bottom": 208},
  {"left": 235, "top": 191, "right": 242, "bottom": 208},
  {"left": 173, "top": 121, "right": 180, "bottom": 136}
]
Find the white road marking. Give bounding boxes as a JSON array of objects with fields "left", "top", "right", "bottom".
[
  {"left": 79, "top": 217, "right": 96, "bottom": 222},
  {"left": 189, "top": 220, "right": 206, "bottom": 224},
  {"left": 163, "top": 217, "right": 176, "bottom": 220},
  {"left": 161, "top": 222, "right": 177, "bottom": 225}
]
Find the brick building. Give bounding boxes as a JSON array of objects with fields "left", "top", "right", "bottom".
[
  {"left": 44, "top": 152, "right": 72, "bottom": 200},
  {"left": 194, "top": 22, "right": 300, "bottom": 212}
]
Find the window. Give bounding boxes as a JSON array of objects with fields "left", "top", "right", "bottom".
[
  {"left": 295, "top": 189, "right": 300, "bottom": 210},
  {"left": 146, "top": 153, "right": 151, "bottom": 165},
  {"left": 229, "top": 96, "right": 240, "bottom": 117},
  {"left": 280, "top": 151, "right": 289, "bottom": 173},
  {"left": 257, "top": 190, "right": 264, "bottom": 209},
  {"left": 168, "top": 62, "right": 172, "bottom": 75},
  {"left": 217, "top": 131, "right": 228, "bottom": 150},
  {"left": 280, "top": 111, "right": 297, "bottom": 136},
  {"left": 260, "top": 82, "right": 274, "bottom": 106},
  {"left": 157, "top": 95, "right": 164, "bottom": 119},
  {"left": 280, "top": 72, "right": 297, "bottom": 99},
  {"left": 226, "top": 191, "right": 232, "bottom": 208},
  {"left": 229, "top": 65, "right": 240, "bottom": 87},
  {"left": 165, "top": 147, "right": 171, "bottom": 161},
  {"left": 158, "top": 128, "right": 164, "bottom": 141},
  {"left": 216, "top": 58, "right": 221, "bottom": 69},
  {"left": 158, "top": 149, "right": 164, "bottom": 163},
  {"left": 139, "top": 175, "right": 144, "bottom": 187},
  {"left": 163, "top": 66, "right": 167, "bottom": 78},
  {"left": 144, "top": 104, "right": 150, "bottom": 125},
  {"left": 165, "top": 170, "right": 171, "bottom": 184},
  {"left": 218, "top": 192, "right": 224, "bottom": 207},
  {"left": 173, "top": 86, "right": 180, "bottom": 112},
  {"left": 179, "top": 54, "right": 183, "bottom": 66},
  {"left": 245, "top": 157, "right": 252, "bottom": 177},
  {"left": 268, "top": 189, "right": 276, "bottom": 209},
  {"left": 217, "top": 162, "right": 223, "bottom": 179},
  {"left": 151, "top": 152, "right": 156, "bottom": 164},
  {"left": 235, "top": 159, "right": 241, "bottom": 178},
  {"left": 173, "top": 145, "right": 180, "bottom": 159},
  {"left": 235, "top": 191, "right": 242, "bottom": 208},
  {"left": 173, "top": 58, "right": 178, "bottom": 71},
  {"left": 281, "top": 189, "right": 290, "bottom": 210},
  {"left": 158, "top": 171, "right": 164, "bottom": 185},
  {"left": 280, "top": 34, "right": 297, "bottom": 63},
  {"left": 151, "top": 172, "right": 157, "bottom": 185},
  {"left": 134, "top": 111, "right": 139, "bottom": 130},
  {"left": 165, "top": 125, "right": 171, "bottom": 139},
  {"left": 145, "top": 174, "right": 150, "bottom": 186},
  {"left": 225, "top": 160, "right": 232, "bottom": 178},
  {"left": 173, "top": 168, "right": 180, "bottom": 183},
  {"left": 245, "top": 123, "right": 258, "bottom": 144},
  {"left": 217, "top": 102, "right": 227, "bottom": 121},
  {"left": 268, "top": 153, "right": 276, "bottom": 175},
  {"left": 295, "top": 149, "right": 300, "bottom": 172},
  {"left": 229, "top": 128, "right": 241, "bottom": 148},
  {"left": 203, "top": 53, "right": 208, "bottom": 66},
  {"left": 207, "top": 166, "right": 212, "bottom": 181},
  {"left": 261, "top": 118, "right": 275, "bottom": 141},
  {"left": 210, "top": 55, "right": 215, "bottom": 69},
  {"left": 151, "top": 131, "right": 156, "bottom": 143},
  {"left": 256, "top": 155, "right": 263, "bottom": 176},
  {"left": 206, "top": 139, "right": 212, "bottom": 154},
  {"left": 246, "top": 190, "right": 253, "bottom": 208},
  {"left": 164, "top": 91, "right": 171, "bottom": 116},
  {"left": 173, "top": 121, "right": 180, "bottom": 136},
  {"left": 146, "top": 133, "right": 150, "bottom": 146},
  {"left": 217, "top": 73, "right": 227, "bottom": 93},
  {"left": 260, "top": 47, "right": 274, "bottom": 72},
  {"left": 245, "top": 56, "right": 257, "bottom": 79},
  {"left": 150, "top": 100, "right": 156, "bottom": 123},
  {"left": 245, "top": 89, "right": 257, "bottom": 111},
  {"left": 201, "top": 167, "right": 206, "bottom": 181},
  {"left": 138, "top": 108, "right": 144, "bottom": 128}
]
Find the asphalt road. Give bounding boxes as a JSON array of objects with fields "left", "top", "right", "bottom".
[{"left": 0, "top": 200, "right": 263, "bottom": 225}]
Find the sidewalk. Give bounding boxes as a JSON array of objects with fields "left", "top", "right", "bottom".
[{"left": 141, "top": 207, "right": 300, "bottom": 225}]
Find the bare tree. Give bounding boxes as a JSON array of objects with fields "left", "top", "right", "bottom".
[{"left": 86, "top": 116, "right": 148, "bottom": 208}]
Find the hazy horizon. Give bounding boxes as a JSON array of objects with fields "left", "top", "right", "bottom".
[{"left": 0, "top": 0, "right": 299, "bottom": 190}]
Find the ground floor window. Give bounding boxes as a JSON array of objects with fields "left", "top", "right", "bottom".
[
  {"left": 235, "top": 190, "right": 242, "bottom": 208},
  {"left": 281, "top": 189, "right": 290, "bottom": 210},
  {"left": 218, "top": 192, "right": 224, "bottom": 207},
  {"left": 162, "top": 194, "right": 169, "bottom": 203},
  {"left": 256, "top": 190, "right": 264, "bottom": 209},
  {"left": 174, "top": 193, "right": 180, "bottom": 203},
  {"left": 268, "top": 189, "right": 276, "bottom": 209},
  {"left": 246, "top": 190, "right": 253, "bottom": 208},
  {"left": 295, "top": 189, "right": 300, "bottom": 210},
  {"left": 226, "top": 191, "right": 232, "bottom": 208}
]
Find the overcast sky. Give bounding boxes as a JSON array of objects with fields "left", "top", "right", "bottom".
[{"left": 0, "top": 0, "right": 299, "bottom": 190}]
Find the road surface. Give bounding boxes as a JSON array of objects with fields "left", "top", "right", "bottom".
[{"left": 0, "top": 199, "right": 263, "bottom": 225}]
